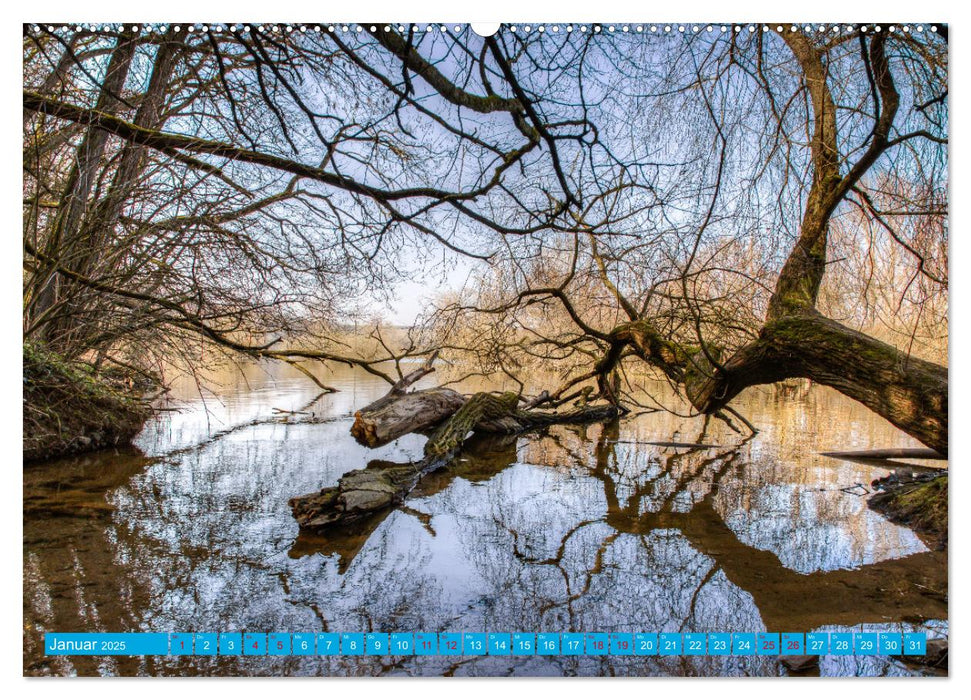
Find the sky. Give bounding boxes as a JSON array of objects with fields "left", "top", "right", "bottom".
[{"left": 385, "top": 256, "right": 475, "bottom": 325}]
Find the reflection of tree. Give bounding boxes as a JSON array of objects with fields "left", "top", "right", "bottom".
[
  {"left": 24, "top": 426, "right": 450, "bottom": 676},
  {"left": 651, "top": 495, "right": 946, "bottom": 631},
  {"left": 292, "top": 420, "right": 945, "bottom": 635},
  {"left": 24, "top": 397, "right": 944, "bottom": 677},
  {"left": 442, "top": 421, "right": 945, "bottom": 635},
  {"left": 477, "top": 420, "right": 751, "bottom": 629}
]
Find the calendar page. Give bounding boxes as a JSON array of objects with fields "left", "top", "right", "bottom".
[{"left": 21, "top": 9, "right": 949, "bottom": 682}]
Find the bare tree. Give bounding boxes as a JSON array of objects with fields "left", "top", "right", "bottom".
[{"left": 23, "top": 24, "right": 947, "bottom": 453}]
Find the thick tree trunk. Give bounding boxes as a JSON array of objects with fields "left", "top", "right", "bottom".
[
  {"left": 30, "top": 34, "right": 139, "bottom": 346},
  {"left": 683, "top": 312, "right": 948, "bottom": 455},
  {"left": 586, "top": 32, "right": 947, "bottom": 457},
  {"left": 37, "top": 37, "right": 183, "bottom": 353}
]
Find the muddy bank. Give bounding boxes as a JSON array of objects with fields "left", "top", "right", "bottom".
[
  {"left": 22, "top": 343, "right": 152, "bottom": 462},
  {"left": 869, "top": 474, "right": 948, "bottom": 550}
]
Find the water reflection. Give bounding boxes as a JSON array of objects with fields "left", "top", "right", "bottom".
[{"left": 23, "top": 365, "right": 946, "bottom": 676}]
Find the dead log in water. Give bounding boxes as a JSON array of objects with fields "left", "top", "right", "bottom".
[
  {"left": 348, "top": 351, "right": 471, "bottom": 447},
  {"left": 821, "top": 447, "right": 946, "bottom": 461},
  {"left": 350, "top": 387, "right": 465, "bottom": 447},
  {"left": 288, "top": 433, "right": 522, "bottom": 570},
  {"left": 290, "top": 389, "right": 621, "bottom": 530}
]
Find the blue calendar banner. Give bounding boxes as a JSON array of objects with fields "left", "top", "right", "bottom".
[
  {"left": 292, "top": 633, "right": 315, "bottom": 655},
  {"left": 904, "top": 633, "right": 927, "bottom": 656},
  {"left": 44, "top": 633, "right": 169, "bottom": 656},
  {"left": 806, "top": 632, "right": 829, "bottom": 655},
  {"left": 855, "top": 633, "right": 878, "bottom": 655},
  {"left": 243, "top": 633, "right": 266, "bottom": 656},
  {"left": 366, "top": 633, "right": 389, "bottom": 656},
  {"left": 391, "top": 633, "right": 414, "bottom": 655},
  {"left": 684, "top": 633, "right": 706, "bottom": 656},
  {"left": 757, "top": 632, "right": 780, "bottom": 655},
  {"left": 194, "top": 633, "right": 217, "bottom": 656},
  {"left": 561, "top": 633, "right": 584, "bottom": 655},
  {"left": 268, "top": 633, "right": 290, "bottom": 656},
  {"left": 635, "top": 633, "right": 658, "bottom": 656},
  {"left": 708, "top": 633, "right": 731, "bottom": 656},
  {"left": 488, "top": 632, "right": 511, "bottom": 656},
  {"left": 831, "top": 633, "right": 854, "bottom": 656},
  {"left": 416, "top": 632, "right": 438, "bottom": 655},
  {"left": 609, "top": 633, "right": 633, "bottom": 656},
  {"left": 659, "top": 633, "right": 682, "bottom": 656},
  {"left": 733, "top": 633, "right": 756, "bottom": 656},
  {"left": 219, "top": 633, "right": 242, "bottom": 655},
  {"left": 170, "top": 633, "right": 193, "bottom": 655},
  {"left": 781, "top": 633, "right": 804, "bottom": 655},
  {"left": 341, "top": 633, "right": 364, "bottom": 655},
  {"left": 878, "top": 633, "right": 902, "bottom": 655},
  {"left": 316, "top": 633, "right": 339, "bottom": 655},
  {"left": 513, "top": 633, "right": 535, "bottom": 655},
  {"left": 537, "top": 632, "right": 560, "bottom": 655},
  {"left": 586, "top": 632, "right": 608, "bottom": 656},
  {"left": 42, "top": 630, "right": 930, "bottom": 657}
]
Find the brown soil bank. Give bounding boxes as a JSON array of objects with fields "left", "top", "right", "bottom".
[
  {"left": 23, "top": 342, "right": 152, "bottom": 462},
  {"left": 869, "top": 474, "right": 948, "bottom": 550}
]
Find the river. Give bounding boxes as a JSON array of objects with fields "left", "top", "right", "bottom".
[{"left": 23, "top": 362, "right": 947, "bottom": 676}]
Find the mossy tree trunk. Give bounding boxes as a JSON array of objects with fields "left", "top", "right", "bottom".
[
  {"left": 685, "top": 313, "right": 947, "bottom": 454},
  {"left": 593, "top": 32, "right": 947, "bottom": 455}
]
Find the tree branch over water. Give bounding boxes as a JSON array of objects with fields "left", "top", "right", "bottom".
[{"left": 22, "top": 25, "right": 947, "bottom": 452}]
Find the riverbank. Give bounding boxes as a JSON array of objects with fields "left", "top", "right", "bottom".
[
  {"left": 869, "top": 474, "right": 948, "bottom": 550},
  {"left": 22, "top": 342, "right": 152, "bottom": 462}
]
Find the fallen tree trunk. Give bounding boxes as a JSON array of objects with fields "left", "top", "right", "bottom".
[
  {"left": 290, "top": 390, "right": 621, "bottom": 530},
  {"left": 350, "top": 387, "right": 465, "bottom": 447},
  {"left": 821, "top": 448, "right": 946, "bottom": 461},
  {"left": 348, "top": 351, "right": 467, "bottom": 448}
]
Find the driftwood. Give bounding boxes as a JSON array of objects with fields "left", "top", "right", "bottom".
[
  {"left": 351, "top": 387, "right": 465, "bottom": 447},
  {"left": 289, "top": 433, "right": 521, "bottom": 571},
  {"left": 821, "top": 448, "right": 946, "bottom": 461},
  {"left": 290, "top": 387, "right": 621, "bottom": 531},
  {"left": 349, "top": 351, "right": 469, "bottom": 447}
]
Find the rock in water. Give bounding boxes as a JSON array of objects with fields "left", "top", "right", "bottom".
[
  {"left": 924, "top": 639, "right": 948, "bottom": 669},
  {"left": 780, "top": 655, "right": 819, "bottom": 673}
]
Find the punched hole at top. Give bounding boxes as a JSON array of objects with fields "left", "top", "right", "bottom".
[{"left": 471, "top": 23, "right": 501, "bottom": 37}]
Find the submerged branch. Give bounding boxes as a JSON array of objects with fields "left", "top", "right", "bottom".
[{"left": 290, "top": 389, "right": 621, "bottom": 530}]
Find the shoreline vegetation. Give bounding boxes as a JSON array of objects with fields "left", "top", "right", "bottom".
[
  {"left": 869, "top": 475, "right": 949, "bottom": 550},
  {"left": 22, "top": 341, "right": 153, "bottom": 462}
]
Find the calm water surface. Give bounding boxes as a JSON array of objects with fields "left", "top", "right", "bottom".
[{"left": 23, "top": 364, "right": 947, "bottom": 676}]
